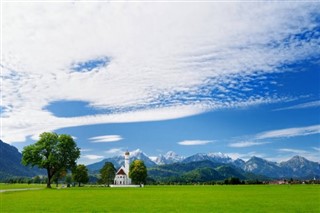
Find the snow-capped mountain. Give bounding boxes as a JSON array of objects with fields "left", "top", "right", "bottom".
[
  {"left": 243, "top": 156, "right": 283, "bottom": 178},
  {"left": 182, "top": 152, "right": 232, "bottom": 164},
  {"left": 154, "top": 151, "right": 185, "bottom": 165},
  {"left": 233, "top": 158, "right": 246, "bottom": 169},
  {"left": 279, "top": 156, "right": 320, "bottom": 178},
  {"left": 129, "top": 149, "right": 157, "bottom": 168},
  {"left": 86, "top": 149, "right": 320, "bottom": 179},
  {"left": 242, "top": 156, "right": 320, "bottom": 179}
]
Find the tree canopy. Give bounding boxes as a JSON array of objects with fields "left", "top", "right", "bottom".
[
  {"left": 100, "top": 162, "right": 116, "bottom": 186},
  {"left": 22, "top": 132, "right": 80, "bottom": 188},
  {"left": 72, "top": 164, "right": 89, "bottom": 187},
  {"left": 129, "top": 160, "right": 147, "bottom": 185}
]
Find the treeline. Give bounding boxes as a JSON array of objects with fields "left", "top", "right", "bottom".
[
  {"left": 145, "top": 177, "right": 320, "bottom": 185},
  {"left": 145, "top": 177, "right": 262, "bottom": 185}
]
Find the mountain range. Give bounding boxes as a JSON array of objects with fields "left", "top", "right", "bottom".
[
  {"left": 87, "top": 149, "right": 320, "bottom": 180},
  {"left": 0, "top": 140, "right": 319, "bottom": 182}
]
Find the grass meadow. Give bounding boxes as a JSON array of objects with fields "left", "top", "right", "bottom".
[{"left": 1, "top": 184, "right": 319, "bottom": 212}]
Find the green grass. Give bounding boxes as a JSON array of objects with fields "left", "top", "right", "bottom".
[
  {"left": 1, "top": 185, "right": 320, "bottom": 212},
  {"left": 0, "top": 183, "right": 46, "bottom": 190}
]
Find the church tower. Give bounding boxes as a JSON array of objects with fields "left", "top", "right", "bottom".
[{"left": 124, "top": 151, "right": 130, "bottom": 174}]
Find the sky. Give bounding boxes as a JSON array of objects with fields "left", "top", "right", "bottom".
[{"left": 1, "top": 2, "right": 319, "bottom": 165}]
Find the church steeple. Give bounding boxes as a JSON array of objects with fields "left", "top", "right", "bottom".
[{"left": 124, "top": 151, "right": 130, "bottom": 174}]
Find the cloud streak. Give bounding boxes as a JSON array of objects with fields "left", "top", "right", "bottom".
[
  {"left": 278, "top": 148, "right": 308, "bottom": 154},
  {"left": 89, "top": 135, "right": 123, "bottom": 143},
  {"left": 178, "top": 140, "right": 213, "bottom": 146},
  {"left": 255, "top": 125, "right": 320, "bottom": 140},
  {"left": 82, "top": 154, "right": 104, "bottom": 160},
  {"left": 229, "top": 141, "right": 270, "bottom": 148},
  {"left": 274, "top": 100, "right": 320, "bottom": 111}
]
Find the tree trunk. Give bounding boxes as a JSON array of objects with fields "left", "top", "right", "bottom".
[
  {"left": 47, "top": 168, "right": 51, "bottom": 188},
  {"left": 78, "top": 182, "right": 80, "bottom": 187}
]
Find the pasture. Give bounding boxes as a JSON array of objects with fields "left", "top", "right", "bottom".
[{"left": 1, "top": 184, "right": 319, "bottom": 212}]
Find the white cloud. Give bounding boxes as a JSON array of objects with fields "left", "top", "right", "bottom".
[
  {"left": 1, "top": 104, "right": 203, "bottom": 143},
  {"left": 313, "top": 147, "right": 320, "bottom": 152},
  {"left": 89, "top": 135, "right": 123, "bottom": 143},
  {"left": 30, "top": 133, "right": 77, "bottom": 142},
  {"left": 178, "top": 140, "right": 213, "bottom": 146},
  {"left": 255, "top": 125, "right": 320, "bottom": 140},
  {"left": 2, "top": 2, "right": 319, "bottom": 143},
  {"left": 83, "top": 154, "right": 104, "bottom": 160},
  {"left": 278, "top": 148, "right": 308, "bottom": 154},
  {"left": 229, "top": 141, "right": 270, "bottom": 148},
  {"left": 105, "top": 148, "right": 124, "bottom": 156},
  {"left": 274, "top": 100, "right": 320, "bottom": 111},
  {"left": 80, "top": 148, "right": 92, "bottom": 152}
]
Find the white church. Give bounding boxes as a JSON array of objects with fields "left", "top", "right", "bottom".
[
  {"left": 111, "top": 151, "right": 143, "bottom": 187},
  {"left": 113, "top": 151, "right": 132, "bottom": 185}
]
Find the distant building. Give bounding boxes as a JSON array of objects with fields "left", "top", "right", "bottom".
[{"left": 114, "top": 151, "right": 132, "bottom": 185}]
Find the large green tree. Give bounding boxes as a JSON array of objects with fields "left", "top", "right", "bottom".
[
  {"left": 100, "top": 162, "right": 116, "bottom": 186},
  {"left": 22, "top": 132, "right": 80, "bottom": 188},
  {"left": 129, "top": 160, "right": 147, "bottom": 185},
  {"left": 72, "top": 164, "right": 89, "bottom": 187}
]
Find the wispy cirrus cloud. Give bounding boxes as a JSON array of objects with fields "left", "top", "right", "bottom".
[
  {"left": 80, "top": 148, "right": 92, "bottom": 152},
  {"left": 255, "top": 125, "right": 320, "bottom": 140},
  {"left": 313, "top": 147, "right": 320, "bottom": 152},
  {"left": 230, "top": 124, "right": 320, "bottom": 149},
  {"left": 178, "top": 140, "right": 213, "bottom": 146},
  {"left": 89, "top": 135, "right": 123, "bottom": 143},
  {"left": 278, "top": 148, "right": 308, "bottom": 154},
  {"left": 82, "top": 154, "right": 104, "bottom": 160},
  {"left": 2, "top": 2, "right": 319, "bottom": 143},
  {"left": 274, "top": 100, "right": 320, "bottom": 111},
  {"left": 228, "top": 141, "right": 270, "bottom": 148}
]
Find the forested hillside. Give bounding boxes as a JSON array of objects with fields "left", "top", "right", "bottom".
[{"left": 0, "top": 140, "right": 45, "bottom": 180}]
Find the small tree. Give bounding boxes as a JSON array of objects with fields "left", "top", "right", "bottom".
[
  {"left": 65, "top": 175, "right": 72, "bottom": 187},
  {"left": 72, "top": 164, "right": 89, "bottom": 187},
  {"left": 33, "top": 176, "right": 41, "bottom": 184},
  {"left": 129, "top": 160, "right": 147, "bottom": 185},
  {"left": 224, "top": 177, "right": 241, "bottom": 185},
  {"left": 22, "top": 132, "right": 80, "bottom": 188},
  {"left": 53, "top": 169, "right": 67, "bottom": 187},
  {"left": 100, "top": 162, "right": 116, "bottom": 187}
]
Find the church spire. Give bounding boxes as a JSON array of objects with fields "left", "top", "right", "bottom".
[{"left": 124, "top": 151, "right": 130, "bottom": 174}]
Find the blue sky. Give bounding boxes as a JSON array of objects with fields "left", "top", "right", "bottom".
[{"left": 1, "top": 2, "right": 319, "bottom": 164}]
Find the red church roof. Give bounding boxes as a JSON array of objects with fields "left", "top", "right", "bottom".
[{"left": 116, "top": 168, "right": 126, "bottom": 175}]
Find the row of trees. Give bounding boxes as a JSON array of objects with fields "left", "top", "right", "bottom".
[{"left": 21, "top": 132, "right": 147, "bottom": 188}]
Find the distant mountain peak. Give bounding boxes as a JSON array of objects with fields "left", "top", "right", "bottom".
[
  {"left": 130, "top": 148, "right": 144, "bottom": 155},
  {"left": 182, "top": 152, "right": 232, "bottom": 164},
  {"left": 290, "top": 155, "right": 307, "bottom": 162},
  {"left": 153, "top": 151, "right": 184, "bottom": 165},
  {"left": 164, "top": 151, "right": 177, "bottom": 157},
  {"left": 208, "top": 152, "right": 231, "bottom": 159}
]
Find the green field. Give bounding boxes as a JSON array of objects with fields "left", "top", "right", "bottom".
[
  {"left": 0, "top": 183, "right": 47, "bottom": 190},
  {"left": 1, "top": 185, "right": 319, "bottom": 212}
]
